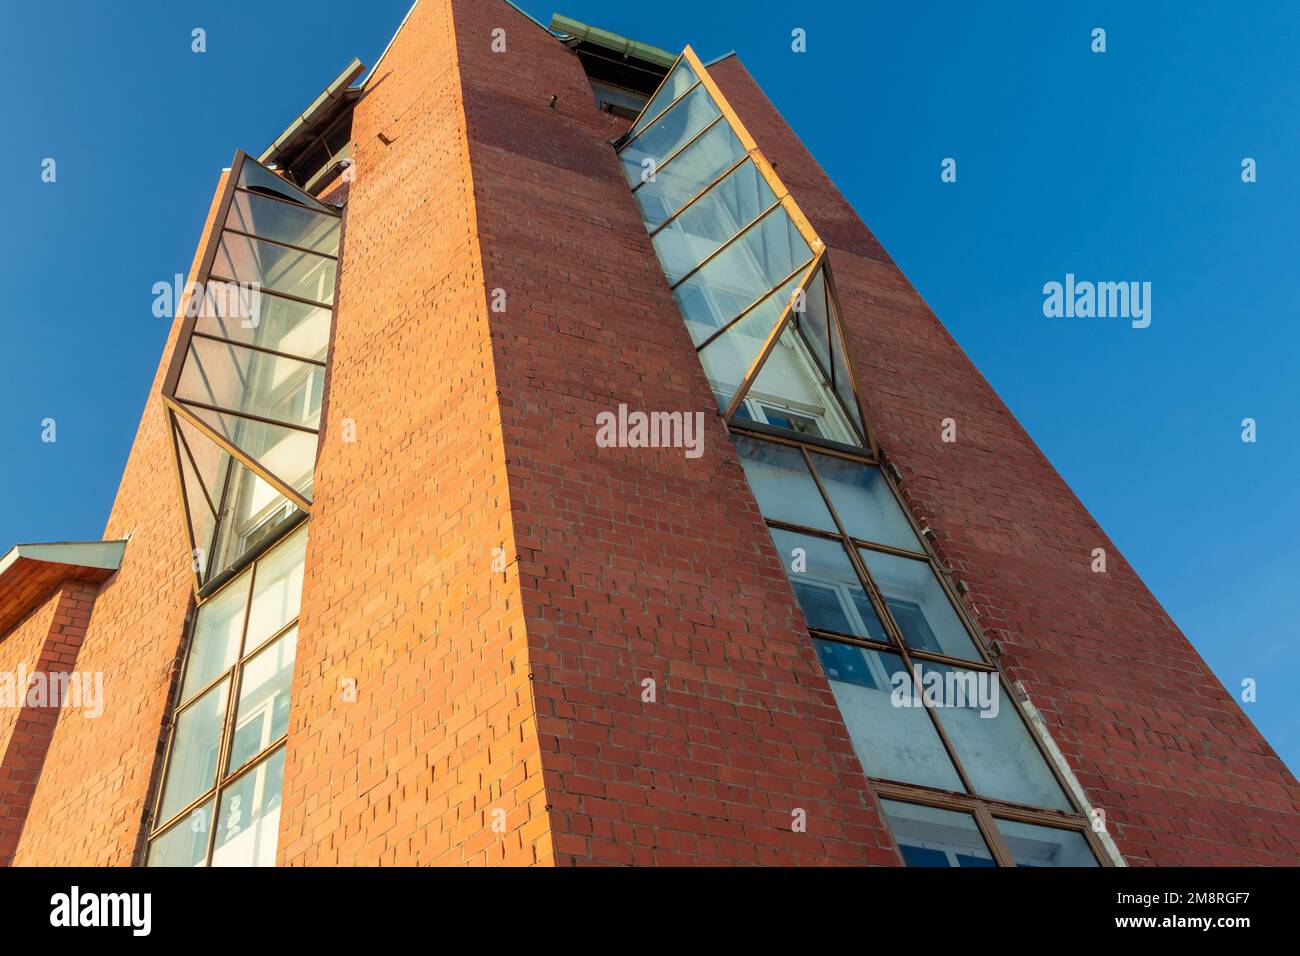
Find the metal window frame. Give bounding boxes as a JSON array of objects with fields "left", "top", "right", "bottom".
[{"left": 144, "top": 532, "right": 304, "bottom": 866}]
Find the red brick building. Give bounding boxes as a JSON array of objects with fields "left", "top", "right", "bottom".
[{"left": 1, "top": 1, "right": 1296, "bottom": 868}]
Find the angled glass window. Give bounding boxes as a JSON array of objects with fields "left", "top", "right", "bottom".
[
  {"left": 808, "top": 454, "right": 922, "bottom": 551},
  {"left": 653, "top": 160, "right": 777, "bottom": 284},
  {"left": 788, "top": 265, "right": 866, "bottom": 440},
  {"left": 995, "top": 819, "right": 1098, "bottom": 867},
  {"left": 671, "top": 207, "right": 811, "bottom": 337},
  {"left": 150, "top": 528, "right": 306, "bottom": 867},
  {"left": 620, "top": 85, "right": 720, "bottom": 188},
  {"left": 768, "top": 528, "right": 887, "bottom": 642},
  {"left": 857, "top": 548, "right": 979, "bottom": 660},
  {"left": 633, "top": 120, "right": 745, "bottom": 231},
  {"left": 626, "top": 58, "right": 698, "bottom": 140},
  {"left": 922, "top": 663, "right": 1071, "bottom": 811},
  {"left": 733, "top": 436, "right": 834, "bottom": 532},
  {"left": 739, "top": 322, "right": 861, "bottom": 447},
  {"left": 880, "top": 800, "right": 995, "bottom": 868},
  {"left": 164, "top": 150, "right": 339, "bottom": 585},
  {"left": 814, "top": 641, "right": 965, "bottom": 792}
]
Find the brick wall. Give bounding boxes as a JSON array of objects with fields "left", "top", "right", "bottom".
[
  {"left": 454, "top": 0, "right": 899, "bottom": 865},
  {"left": 277, "top": 0, "right": 547, "bottom": 866},
  {"left": 9, "top": 177, "right": 227, "bottom": 866},
  {"left": 0, "top": 581, "right": 96, "bottom": 865},
  {"left": 707, "top": 56, "right": 1300, "bottom": 866}
]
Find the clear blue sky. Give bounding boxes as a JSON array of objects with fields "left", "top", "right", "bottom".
[{"left": 2, "top": 1, "right": 1295, "bottom": 774}]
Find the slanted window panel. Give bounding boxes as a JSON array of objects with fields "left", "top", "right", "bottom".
[
  {"left": 164, "top": 150, "right": 340, "bottom": 586},
  {"left": 995, "top": 819, "right": 1099, "bottom": 867},
  {"left": 857, "top": 548, "right": 980, "bottom": 661},
  {"left": 620, "top": 85, "right": 721, "bottom": 188},
  {"left": 923, "top": 663, "right": 1072, "bottom": 811},
  {"left": 633, "top": 121, "right": 745, "bottom": 230},
  {"left": 814, "top": 641, "right": 965, "bottom": 792},
  {"left": 618, "top": 46, "right": 1102, "bottom": 866},
  {"left": 733, "top": 436, "right": 835, "bottom": 533},
  {"left": 653, "top": 160, "right": 777, "bottom": 284},
  {"left": 880, "top": 800, "right": 995, "bottom": 868},
  {"left": 148, "top": 528, "right": 306, "bottom": 867},
  {"left": 626, "top": 59, "right": 698, "bottom": 139},
  {"left": 767, "top": 528, "right": 888, "bottom": 642},
  {"left": 807, "top": 454, "right": 922, "bottom": 552}
]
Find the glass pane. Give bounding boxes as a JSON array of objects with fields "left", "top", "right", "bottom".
[
  {"left": 620, "top": 85, "right": 720, "bottom": 188},
  {"left": 857, "top": 548, "right": 979, "bottom": 660},
  {"left": 173, "top": 422, "right": 217, "bottom": 573},
  {"left": 197, "top": 284, "right": 332, "bottom": 363},
  {"left": 809, "top": 454, "right": 921, "bottom": 551},
  {"left": 768, "top": 529, "right": 887, "bottom": 641},
  {"left": 180, "top": 569, "right": 250, "bottom": 703},
  {"left": 995, "top": 819, "right": 1098, "bottom": 867},
  {"left": 227, "top": 189, "right": 340, "bottom": 254},
  {"left": 228, "top": 628, "right": 297, "bottom": 772},
  {"left": 696, "top": 274, "right": 803, "bottom": 410},
  {"left": 825, "top": 294, "right": 867, "bottom": 438},
  {"left": 212, "top": 231, "right": 337, "bottom": 306},
  {"left": 147, "top": 801, "right": 212, "bottom": 867},
  {"left": 211, "top": 748, "right": 286, "bottom": 867},
  {"left": 176, "top": 336, "right": 324, "bottom": 431},
  {"left": 793, "top": 267, "right": 832, "bottom": 374},
  {"left": 813, "top": 640, "right": 965, "bottom": 792},
  {"left": 627, "top": 59, "right": 698, "bottom": 139},
  {"left": 880, "top": 800, "right": 995, "bottom": 867},
  {"left": 182, "top": 404, "right": 317, "bottom": 502},
  {"left": 158, "top": 679, "right": 229, "bottom": 823},
  {"left": 209, "top": 464, "right": 304, "bottom": 581},
  {"left": 922, "top": 662, "right": 1071, "bottom": 811},
  {"left": 238, "top": 158, "right": 334, "bottom": 213},
  {"left": 245, "top": 525, "right": 308, "bottom": 651},
  {"left": 633, "top": 120, "right": 745, "bottom": 230},
  {"left": 745, "top": 324, "right": 862, "bottom": 447},
  {"left": 733, "top": 436, "right": 834, "bottom": 532},
  {"left": 653, "top": 161, "right": 777, "bottom": 284},
  {"left": 672, "top": 207, "right": 810, "bottom": 337}
]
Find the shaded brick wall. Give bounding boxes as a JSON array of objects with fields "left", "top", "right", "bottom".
[
  {"left": 0, "top": 582, "right": 95, "bottom": 865},
  {"left": 454, "top": 0, "right": 899, "bottom": 865},
  {"left": 277, "top": 0, "right": 548, "bottom": 866},
  {"left": 10, "top": 178, "right": 227, "bottom": 865},
  {"left": 708, "top": 56, "right": 1300, "bottom": 866}
]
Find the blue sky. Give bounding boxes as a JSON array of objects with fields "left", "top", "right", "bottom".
[{"left": 2, "top": 1, "right": 1295, "bottom": 774}]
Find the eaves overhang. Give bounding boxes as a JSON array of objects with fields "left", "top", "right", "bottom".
[{"left": 0, "top": 540, "right": 126, "bottom": 637}]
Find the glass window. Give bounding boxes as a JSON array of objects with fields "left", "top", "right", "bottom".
[
  {"left": 633, "top": 120, "right": 745, "bottom": 231},
  {"left": 227, "top": 629, "right": 297, "bottom": 772},
  {"left": 744, "top": 323, "right": 860, "bottom": 447},
  {"left": 626, "top": 59, "right": 698, "bottom": 139},
  {"left": 212, "top": 232, "right": 337, "bottom": 306},
  {"left": 733, "top": 436, "right": 834, "bottom": 532},
  {"left": 197, "top": 285, "right": 331, "bottom": 363},
  {"left": 211, "top": 748, "right": 287, "bottom": 867},
  {"left": 158, "top": 680, "right": 229, "bottom": 823},
  {"left": 653, "top": 161, "right": 777, "bottom": 284},
  {"left": 208, "top": 462, "right": 304, "bottom": 577},
  {"left": 995, "top": 819, "right": 1098, "bottom": 867},
  {"left": 176, "top": 336, "right": 325, "bottom": 430},
  {"left": 245, "top": 524, "right": 308, "bottom": 650},
  {"left": 227, "top": 189, "right": 340, "bottom": 253},
  {"left": 146, "top": 802, "right": 212, "bottom": 868},
  {"left": 857, "top": 548, "right": 980, "bottom": 660},
  {"left": 813, "top": 641, "right": 965, "bottom": 792},
  {"left": 768, "top": 528, "right": 887, "bottom": 641},
  {"left": 180, "top": 570, "right": 250, "bottom": 701},
  {"left": 672, "top": 207, "right": 811, "bottom": 341},
  {"left": 238, "top": 158, "right": 334, "bottom": 213},
  {"left": 620, "top": 85, "right": 720, "bottom": 188},
  {"left": 880, "top": 800, "right": 995, "bottom": 867},
  {"left": 184, "top": 404, "right": 318, "bottom": 502},
  {"left": 809, "top": 454, "right": 921, "bottom": 552},
  {"left": 923, "top": 663, "right": 1071, "bottom": 811}
]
